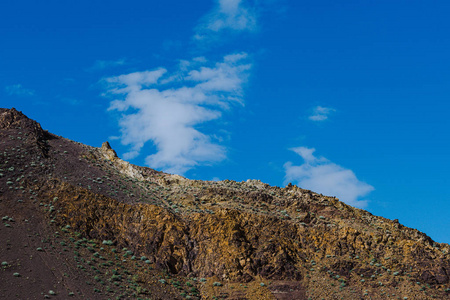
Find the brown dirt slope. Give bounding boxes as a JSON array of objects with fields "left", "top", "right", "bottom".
[{"left": 1, "top": 107, "right": 450, "bottom": 300}]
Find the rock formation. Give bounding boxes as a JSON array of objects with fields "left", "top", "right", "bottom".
[{"left": 0, "top": 107, "right": 449, "bottom": 299}]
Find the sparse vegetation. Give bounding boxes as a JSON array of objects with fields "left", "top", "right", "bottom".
[{"left": 0, "top": 108, "right": 449, "bottom": 300}]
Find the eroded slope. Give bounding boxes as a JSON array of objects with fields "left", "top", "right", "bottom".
[{"left": 1, "top": 107, "right": 450, "bottom": 300}]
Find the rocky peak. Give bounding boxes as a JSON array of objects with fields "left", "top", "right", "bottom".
[
  {"left": 0, "top": 107, "right": 45, "bottom": 136},
  {"left": 0, "top": 107, "right": 51, "bottom": 156},
  {"left": 0, "top": 107, "right": 28, "bottom": 129}
]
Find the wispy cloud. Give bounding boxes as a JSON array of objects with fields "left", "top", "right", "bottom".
[
  {"left": 194, "top": 0, "right": 257, "bottom": 41},
  {"left": 284, "top": 147, "right": 374, "bottom": 208},
  {"left": 308, "top": 106, "right": 335, "bottom": 121},
  {"left": 5, "top": 84, "right": 35, "bottom": 97},
  {"left": 104, "top": 53, "right": 251, "bottom": 175},
  {"left": 88, "top": 59, "right": 127, "bottom": 72}
]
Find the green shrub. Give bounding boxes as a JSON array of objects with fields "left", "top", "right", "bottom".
[{"left": 111, "top": 274, "right": 122, "bottom": 281}]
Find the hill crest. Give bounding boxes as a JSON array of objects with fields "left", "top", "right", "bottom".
[{"left": 1, "top": 107, "right": 449, "bottom": 299}]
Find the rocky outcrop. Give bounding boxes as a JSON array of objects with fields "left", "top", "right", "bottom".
[{"left": 101, "top": 141, "right": 118, "bottom": 159}]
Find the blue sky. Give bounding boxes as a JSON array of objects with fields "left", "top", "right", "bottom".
[{"left": 2, "top": 0, "right": 450, "bottom": 243}]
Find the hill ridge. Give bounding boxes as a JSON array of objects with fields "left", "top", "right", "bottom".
[{"left": 1, "top": 107, "right": 449, "bottom": 299}]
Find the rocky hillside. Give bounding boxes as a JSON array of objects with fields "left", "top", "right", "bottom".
[{"left": 1, "top": 107, "right": 449, "bottom": 300}]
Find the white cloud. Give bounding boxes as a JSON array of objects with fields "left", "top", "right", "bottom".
[
  {"left": 106, "top": 68, "right": 167, "bottom": 93},
  {"left": 104, "top": 53, "right": 251, "bottom": 175},
  {"left": 284, "top": 147, "right": 374, "bottom": 208},
  {"left": 5, "top": 84, "right": 35, "bottom": 97},
  {"left": 194, "top": 0, "right": 257, "bottom": 41},
  {"left": 88, "top": 59, "right": 126, "bottom": 71},
  {"left": 308, "top": 106, "right": 336, "bottom": 121}
]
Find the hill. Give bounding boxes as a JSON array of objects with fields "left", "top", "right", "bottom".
[{"left": 1, "top": 107, "right": 449, "bottom": 299}]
